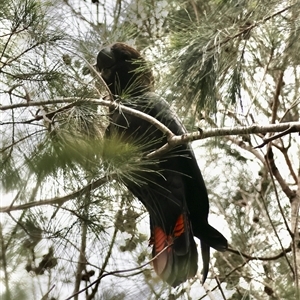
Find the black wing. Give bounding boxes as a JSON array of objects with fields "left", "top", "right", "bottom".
[{"left": 106, "top": 93, "right": 227, "bottom": 284}]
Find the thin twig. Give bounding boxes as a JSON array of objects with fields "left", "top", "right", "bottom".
[
  {"left": 246, "top": 47, "right": 274, "bottom": 117},
  {"left": 206, "top": 5, "right": 295, "bottom": 54},
  {"left": 0, "top": 175, "right": 116, "bottom": 213},
  {"left": 1, "top": 129, "right": 46, "bottom": 153},
  {"left": 65, "top": 244, "right": 173, "bottom": 300},
  {"left": 87, "top": 204, "right": 122, "bottom": 300},
  {"left": 279, "top": 138, "right": 298, "bottom": 184},
  {"left": 227, "top": 246, "right": 291, "bottom": 261},
  {"left": 255, "top": 125, "right": 298, "bottom": 148},
  {"left": 271, "top": 71, "right": 284, "bottom": 124},
  {"left": 258, "top": 157, "right": 295, "bottom": 275},
  {"left": 40, "top": 284, "right": 55, "bottom": 300},
  {"left": 214, "top": 277, "right": 226, "bottom": 300},
  {"left": 0, "top": 98, "right": 76, "bottom": 110},
  {"left": 266, "top": 148, "right": 296, "bottom": 211},
  {"left": 198, "top": 261, "right": 249, "bottom": 300},
  {"left": 73, "top": 192, "right": 89, "bottom": 300}
]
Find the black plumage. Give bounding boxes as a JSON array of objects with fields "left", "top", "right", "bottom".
[{"left": 97, "top": 42, "right": 227, "bottom": 287}]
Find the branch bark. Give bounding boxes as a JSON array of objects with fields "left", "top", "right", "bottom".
[
  {"left": 2, "top": 97, "right": 300, "bottom": 159},
  {"left": 2, "top": 97, "right": 299, "bottom": 135}
]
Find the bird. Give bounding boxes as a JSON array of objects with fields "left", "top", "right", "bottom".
[{"left": 96, "top": 42, "right": 228, "bottom": 287}]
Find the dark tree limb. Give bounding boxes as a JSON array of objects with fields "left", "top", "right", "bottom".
[
  {"left": 227, "top": 246, "right": 291, "bottom": 261},
  {"left": 255, "top": 125, "right": 299, "bottom": 148}
]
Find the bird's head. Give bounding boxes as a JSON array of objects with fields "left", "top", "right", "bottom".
[{"left": 96, "top": 43, "right": 154, "bottom": 97}]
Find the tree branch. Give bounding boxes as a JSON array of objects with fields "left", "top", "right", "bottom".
[
  {"left": 227, "top": 246, "right": 292, "bottom": 261},
  {"left": 198, "top": 245, "right": 293, "bottom": 300},
  {"left": 2, "top": 97, "right": 299, "bottom": 158},
  {"left": 65, "top": 244, "right": 173, "bottom": 300},
  {"left": 198, "top": 261, "right": 249, "bottom": 300},
  {"left": 255, "top": 124, "right": 298, "bottom": 148},
  {"left": 291, "top": 171, "right": 300, "bottom": 292},
  {"left": 203, "top": 5, "right": 295, "bottom": 56},
  {"left": 146, "top": 121, "right": 300, "bottom": 158},
  {"left": 87, "top": 216, "right": 119, "bottom": 300},
  {"left": 271, "top": 70, "right": 284, "bottom": 124},
  {"left": 0, "top": 175, "right": 116, "bottom": 213},
  {"left": 265, "top": 148, "right": 296, "bottom": 201},
  {"left": 0, "top": 98, "right": 75, "bottom": 110}
]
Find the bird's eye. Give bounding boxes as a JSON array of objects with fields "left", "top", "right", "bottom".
[
  {"left": 101, "top": 67, "right": 111, "bottom": 74},
  {"left": 100, "top": 67, "right": 111, "bottom": 80}
]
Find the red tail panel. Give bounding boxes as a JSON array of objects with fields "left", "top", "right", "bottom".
[
  {"left": 152, "top": 227, "right": 171, "bottom": 276},
  {"left": 173, "top": 214, "right": 185, "bottom": 237},
  {"left": 150, "top": 214, "right": 198, "bottom": 286}
]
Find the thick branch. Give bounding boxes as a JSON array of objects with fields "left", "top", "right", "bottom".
[
  {"left": 2, "top": 97, "right": 300, "bottom": 158},
  {"left": 2, "top": 98, "right": 300, "bottom": 139},
  {"left": 147, "top": 122, "right": 300, "bottom": 158}
]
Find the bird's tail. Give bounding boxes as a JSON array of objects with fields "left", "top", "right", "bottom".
[
  {"left": 195, "top": 224, "right": 228, "bottom": 283},
  {"left": 149, "top": 213, "right": 198, "bottom": 287},
  {"left": 197, "top": 224, "right": 228, "bottom": 252}
]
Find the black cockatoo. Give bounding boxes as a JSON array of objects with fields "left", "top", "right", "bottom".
[{"left": 97, "top": 43, "right": 227, "bottom": 287}]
